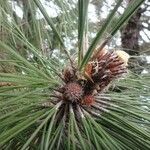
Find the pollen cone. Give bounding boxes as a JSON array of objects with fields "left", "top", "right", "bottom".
[{"left": 84, "top": 49, "right": 128, "bottom": 93}]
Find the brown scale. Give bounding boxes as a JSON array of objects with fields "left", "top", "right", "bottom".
[{"left": 0, "top": 82, "right": 15, "bottom": 87}]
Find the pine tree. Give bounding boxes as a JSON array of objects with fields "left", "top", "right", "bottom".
[{"left": 0, "top": 0, "right": 150, "bottom": 149}]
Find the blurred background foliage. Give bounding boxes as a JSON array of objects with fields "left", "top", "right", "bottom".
[{"left": 0, "top": 0, "right": 150, "bottom": 74}]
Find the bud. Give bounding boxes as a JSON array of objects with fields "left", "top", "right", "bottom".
[
  {"left": 116, "top": 50, "right": 130, "bottom": 66},
  {"left": 82, "top": 95, "right": 95, "bottom": 106},
  {"left": 64, "top": 82, "right": 83, "bottom": 102}
]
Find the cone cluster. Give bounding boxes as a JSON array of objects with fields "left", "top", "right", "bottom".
[{"left": 57, "top": 49, "right": 129, "bottom": 106}]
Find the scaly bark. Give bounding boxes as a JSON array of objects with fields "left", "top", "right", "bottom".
[
  {"left": 121, "top": 0, "right": 145, "bottom": 73},
  {"left": 121, "top": 1, "right": 142, "bottom": 55}
]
